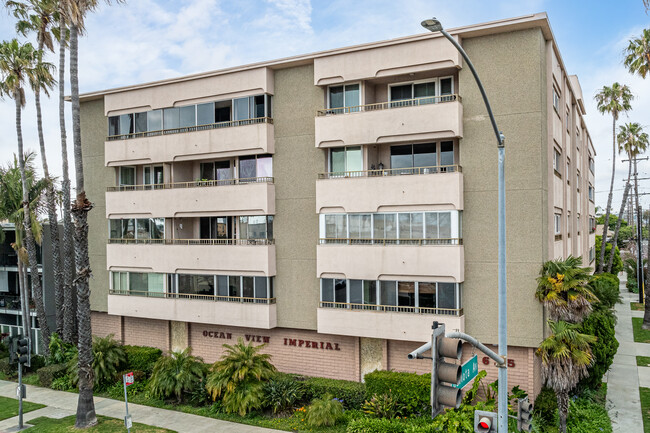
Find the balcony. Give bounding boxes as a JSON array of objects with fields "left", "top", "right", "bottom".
[
  {"left": 315, "top": 96, "right": 462, "bottom": 148},
  {"left": 106, "top": 177, "right": 275, "bottom": 218},
  {"left": 106, "top": 239, "right": 275, "bottom": 276},
  {"left": 316, "top": 166, "right": 463, "bottom": 213},
  {"left": 317, "top": 302, "right": 464, "bottom": 341},
  {"left": 105, "top": 118, "right": 274, "bottom": 166},
  {"left": 108, "top": 290, "right": 277, "bottom": 329},
  {"left": 317, "top": 242, "right": 464, "bottom": 282}
]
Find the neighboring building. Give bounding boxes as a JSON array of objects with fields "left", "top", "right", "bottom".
[
  {"left": 0, "top": 222, "right": 57, "bottom": 353},
  {"left": 79, "top": 13, "right": 596, "bottom": 396}
]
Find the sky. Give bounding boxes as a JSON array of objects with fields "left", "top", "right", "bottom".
[{"left": 0, "top": 0, "right": 648, "bottom": 213}]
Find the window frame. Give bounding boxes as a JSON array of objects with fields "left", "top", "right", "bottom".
[
  {"left": 387, "top": 77, "right": 446, "bottom": 104},
  {"left": 554, "top": 213, "right": 561, "bottom": 235},
  {"left": 327, "top": 82, "right": 362, "bottom": 110}
]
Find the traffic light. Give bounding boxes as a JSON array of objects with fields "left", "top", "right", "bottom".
[
  {"left": 474, "top": 410, "right": 497, "bottom": 433},
  {"left": 431, "top": 322, "right": 462, "bottom": 416},
  {"left": 517, "top": 396, "right": 533, "bottom": 432},
  {"left": 15, "top": 336, "right": 30, "bottom": 365}
]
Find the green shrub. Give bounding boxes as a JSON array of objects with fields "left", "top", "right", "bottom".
[
  {"left": 0, "top": 357, "right": 14, "bottom": 377},
  {"left": 51, "top": 375, "right": 74, "bottom": 391},
  {"left": 47, "top": 333, "right": 76, "bottom": 365},
  {"left": 533, "top": 387, "right": 557, "bottom": 426},
  {"left": 346, "top": 417, "right": 407, "bottom": 433},
  {"left": 27, "top": 355, "right": 46, "bottom": 372},
  {"left": 37, "top": 363, "right": 68, "bottom": 388},
  {"left": 149, "top": 348, "right": 205, "bottom": 404},
  {"left": 595, "top": 236, "right": 622, "bottom": 275},
  {"left": 68, "top": 334, "right": 126, "bottom": 389},
  {"left": 364, "top": 370, "right": 430, "bottom": 415},
  {"left": 263, "top": 375, "right": 304, "bottom": 414},
  {"left": 206, "top": 338, "right": 275, "bottom": 415},
  {"left": 305, "top": 393, "right": 344, "bottom": 427},
  {"left": 122, "top": 345, "right": 162, "bottom": 374},
  {"left": 589, "top": 273, "right": 621, "bottom": 311},
  {"left": 362, "top": 391, "right": 405, "bottom": 419},
  {"left": 302, "top": 376, "right": 366, "bottom": 409},
  {"left": 106, "top": 378, "right": 149, "bottom": 400},
  {"left": 566, "top": 397, "right": 612, "bottom": 433},
  {"left": 0, "top": 341, "right": 8, "bottom": 359},
  {"left": 578, "top": 311, "right": 618, "bottom": 390},
  {"left": 627, "top": 277, "right": 639, "bottom": 293}
]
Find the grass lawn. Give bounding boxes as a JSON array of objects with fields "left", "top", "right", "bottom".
[
  {"left": 28, "top": 415, "right": 176, "bottom": 432},
  {"left": 633, "top": 302, "right": 645, "bottom": 311},
  {"left": 632, "top": 318, "right": 650, "bottom": 343},
  {"left": 640, "top": 388, "right": 650, "bottom": 432},
  {"left": 0, "top": 395, "right": 45, "bottom": 421},
  {"left": 639, "top": 357, "right": 650, "bottom": 367}
]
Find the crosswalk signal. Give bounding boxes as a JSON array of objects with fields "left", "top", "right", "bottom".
[
  {"left": 15, "top": 337, "right": 30, "bottom": 366},
  {"left": 432, "top": 322, "right": 462, "bottom": 416},
  {"left": 474, "top": 410, "right": 497, "bottom": 432},
  {"left": 517, "top": 396, "right": 533, "bottom": 432}
]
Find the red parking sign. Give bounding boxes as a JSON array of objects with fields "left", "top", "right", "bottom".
[{"left": 124, "top": 372, "right": 134, "bottom": 386}]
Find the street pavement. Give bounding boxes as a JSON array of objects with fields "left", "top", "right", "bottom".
[
  {"left": 606, "top": 276, "right": 644, "bottom": 433},
  {"left": 0, "top": 379, "right": 281, "bottom": 432}
]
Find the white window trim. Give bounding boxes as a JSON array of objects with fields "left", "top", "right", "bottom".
[
  {"left": 118, "top": 166, "right": 136, "bottom": 186},
  {"left": 326, "top": 82, "right": 363, "bottom": 109},
  {"left": 554, "top": 213, "right": 561, "bottom": 235}
]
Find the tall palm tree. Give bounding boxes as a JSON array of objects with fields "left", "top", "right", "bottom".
[
  {"left": 609, "top": 123, "right": 649, "bottom": 274},
  {"left": 594, "top": 83, "right": 634, "bottom": 273},
  {"left": 535, "top": 256, "right": 598, "bottom": 323},
  {"left": 624, "top": 29, "right": 650, "bottom": 78},
  {"left": 60, "top": 0, "right": 123, "bottom": 427},
  {"left": 0, "top": 38, "right": 52, "bottom": 355},
  {"left": 536, "top": 320, "right": 597, "bottom": 433},
  {"left": 6, "top": 0, "right": 65, "bottom": 336}
]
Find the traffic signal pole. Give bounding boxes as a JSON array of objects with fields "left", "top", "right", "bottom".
[{"left": 18, "top": 361, "right": 23, "bottom": 430}]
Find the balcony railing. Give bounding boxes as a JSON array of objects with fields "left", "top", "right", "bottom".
[
  {"left": 319, "top": 301, "right": 462, "bottom": 316},
  {"left": 108, "top": 238, "right": 275, "bottom": 245},
  {"left": 107, "top": 176, "right": 274, "bottom": 192},
  {"left": 318, "top": 165, "right": 461, "bottom": 179},
  {"left": 110, "top": 289, "right": 276, "bottom": 304},
  {"left": 106, "top": 117, "right": 273, "bottom": 141},
  {"left": 316, "top": 94, "right": 461, "bottom": 116},
  {"left": 319, "top": 238, "right": 462, "bottom": 245}
]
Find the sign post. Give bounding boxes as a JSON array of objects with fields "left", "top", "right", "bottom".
[
  {"left": 123, "top": 372, "right": 134, "bottom": 432},
  {"left": 453, "top": 354, "right": 479, "bottom": 389}
]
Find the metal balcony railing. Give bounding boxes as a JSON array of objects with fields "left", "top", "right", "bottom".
[
  {"left": 318, "top": 165, "right": 461, "bottom": 179},
  {"left": 316, "top": 94, "right": 461, "bottom": 116},
  {"left": 319, "top": 301, "right": 463, "bottom": 316},
  {"left": 107, "top": 176, "right": 274, "bottom": 192},
  {"left": 109, "top": 289, "right": 276, "bottom": 304},
  {"left": 106, "top": 117, "right": 273, "bottom": 141},
  {"left": 318, "top": 238, "right": 462, "bottom": 245},
  {"left": 108, "top": 238, "right": 274, "bottom": 245}
]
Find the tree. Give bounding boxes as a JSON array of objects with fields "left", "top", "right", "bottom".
[
  {"left": 0, "top": 38, "right": 52, "bottom": 354},
  {"left": 6, "top": 0, "right": 64, "bottom": 335},
  {"left": 624, "top": 29, "right": 650, "bottom": 79},
  {"left": 59, "top": 0, "right": 123, "bottom": 427},
  {"left": 594, "top": 83, "right": 633, "bottom": 273},
  {"left": 535, "top": 256, "right": 598, "bottom": 323},
  {"left": 148, "top": 348, "right": 205, "bottom": 404},
  {"left": 536, "top": 320, "right": 596, "bottom": 433},
  {"left": 609, "top": 123, "right": 649, "bottom": 273}
]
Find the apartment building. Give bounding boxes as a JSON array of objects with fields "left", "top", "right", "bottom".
[{"left": 80, "top": 13, "right": 596, "bottom": 396}]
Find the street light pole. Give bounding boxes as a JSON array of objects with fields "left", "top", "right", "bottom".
[{"left": 421, "top": 18, "right": 507, "bottom": 433}]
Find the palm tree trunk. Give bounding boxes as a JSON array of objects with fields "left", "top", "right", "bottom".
[
  {"left": 14, "top": 96, "right": 51, "bottom": 356},
  {"left": 59, "top": 12, "right": 77, "bottom": 345},
  {"left": 607, "top": 160, "right": 633, "bottom": 272},
  {"left": 557, "top": 391, "right": 569, "bottom": 433},
  {"left": 598, "top": 116, "right": 617, "bottom": 273},
  {"left": 70, "top": 23, "right": 97, "bottom": 429},
  {"left": 35, "top": 40, "right": 64, "bottom": 336},
  {"left": 18, "top": 260, "right": 30, "bottom": 339}
]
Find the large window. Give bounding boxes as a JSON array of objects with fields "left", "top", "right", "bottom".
[
  {"left": 119, "top": 166, "right": 136, "bottom": 186},
  {"left": 177, "top": 274, "right": 215, "bottom": 297},
  {"left": 239, "top": 216, "right": 273, "bottom": 240},
  {"left": 321, "top": 278, "right": 461, "bottom": 312},
  {"left": 239, "top": 154, "right": 273, "bottom": 180},
  {"left": 200, "top": 160, "right": 233, "bottom": 183},
  {"left": 389, "top": 141, "right": 455, "bottom": 172},
  {"left": 143, "top": 165, "right": 164, "bottom": 189},
  {"left": 320, "top": 211, "right": 459, "bottom": 244},
  {"left": 329, "top": 147, "right": 362, "bottom": 174},
  {"left": 109, "top": 218, "right": 165, "bottom": 240},
  {"left": 389, "top": 77, "right": 453, "bottom": 106},
  {"left": 200, "top": 217, "right": 232, "bottom": 240},
  {"left": 111, "top": 271, "right": 164, "bottom": 296},
  {"left": 328, "top": 84, "right": 360, "bottom": 113}
]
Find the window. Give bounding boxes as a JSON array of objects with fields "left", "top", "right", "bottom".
[
  {"left": 576, "top": 171, "right": 581, "bottom": 190},
  {"left": 119, "top": 166, "right": 136, "bottom": 186},
  {"left": 143, "top": 165, "right": 164, "bottom": 189},
  {"left": 389, "top": 78, "right": 453, "bottom": 106},
  {"left": 553, "top": 149, "right": 561, "bottom": 174},
  {"left": 390, "top": 143, "right": 437, "bottom": 172},
  {"left": 328, "top": 84, "right": 360, "bottom": 113},
  {"left": 552, "top": 87, "right": 560, "bottom": 113},
  {"left": 589, "top": 247, "right": 595, "bottom": 263},
  {"left": 239, "top": 154, "right": 273, "bottom": 180},
  {"left": 147, "top": 110, "right": 162, "bottom": 131},
  {"left": 109, "top": 218, "right": 164, "bottom": 240},
  {"left": 565, "top": 109, "right": 570, "bottom": 131},
  {"left": 589, "top": 157, "right": 595, "bottom": 174},
  {"left": 330, "top": 146, "right": 362, "bottom": 174},
  {"left": 588, "top": 184, "right": 594, "bottom": 201},
  {"left": 197, "top": 103, "right": 215, "bottom": 125},
  {"left": 566, "top": 160, "right": 570, "bottom": 184},
  {"left": 111, "top": 271, "right": 164, "bottom": 296},
  {"left": 577, "top": 215, "right": 580, "bottom": 233},
  {"left": 567, "top": 212, "right": 571, "bottom": 233},
  {"left": 348, "top": 214, "right": 372, "bottom": 241},
  {"left": 200, "top": 160, "right": 233, "bottom": 183},
  {"left": 200, "top": 217, "right": 232, "bottom": 240},
  {"left": 177, "top": 274, "right": 214, "bottom": 297},
  {"left": 554, "top": 213, "right": 561, "bottom": 235},
  {"left": 325, "top": 214, "right": 347, "bottom": 239},
  {"left": 239, "top": 216, "right": 273, "bottom": 240},
  {"left": 589, "top": 216, "right": 596, "bottom": 233}
]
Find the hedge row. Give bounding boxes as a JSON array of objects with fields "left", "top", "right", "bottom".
[
  {"left": 365, "top": 370, "right": 430, "bottom": 414},
  {"left": 37, "top": 363, "right": 68, "bottom": 388},
  {"left": 300, "top": 375, "right": 367, "bottom": 409},
  {"left": 122, "top": 345, "right": 162, "bottom": 374}
]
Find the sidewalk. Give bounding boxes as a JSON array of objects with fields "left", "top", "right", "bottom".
[
  {"left": 606, "top": 276, "right": 644, "bottom": 433},
  {"left": 0, "top": 380, "right": 281, "bottom": 433}
]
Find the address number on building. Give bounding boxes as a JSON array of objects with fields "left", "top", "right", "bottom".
[{"left": 482, "top": 356, "right": 515, "bottom": 368}]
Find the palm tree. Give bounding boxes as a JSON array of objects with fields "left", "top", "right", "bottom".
[
  {"left": 536, "top": 320, "right": 596, "bottom": 433},
  {"left": 148, "top": 348, "right": 205, "bottom": 404},
  {"left": 610, "top": 123, "right": 649, "bottom": 274},
  {"left": 624, "top": 29, "right": 650, "bottom": 78},
  {"left": 594, "top": 83, "right": 634, "bottom": 273},
  {"left": 59, "top": 1, "right": 123, "bottom": 426},
  {"left": 6, "top": 0, "right": 64, "bottom": 335},
  {"left": 535, "top": 256, "right": 598, "bottom": 323},
  {"left": 0, "top": 38, "right": 52, "bottom": 355}
]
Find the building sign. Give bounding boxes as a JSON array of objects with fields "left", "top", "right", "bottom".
[{"left": 201, "top": 329, "right": 342, "bottom": 351}]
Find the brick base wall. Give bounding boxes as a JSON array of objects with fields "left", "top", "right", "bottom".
[
  {"left": 91, "top": 312, "right": 122, "bottom": 341},
  {"left": 122, "top": 316, "right": 170, "bottom": 352}
]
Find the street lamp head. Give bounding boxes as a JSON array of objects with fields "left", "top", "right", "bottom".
[{"left": 421, "top": 18, "right": 443, "bottom": 32}]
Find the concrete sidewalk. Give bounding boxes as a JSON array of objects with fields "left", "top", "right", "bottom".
[
  {"left": 0, "top": 380, "right": 281, "bottom": 433},
  {"left": 606, "top": 277, "right": 644, "bottom": 433}
]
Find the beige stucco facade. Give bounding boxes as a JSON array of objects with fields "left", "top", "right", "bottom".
[{"left": 80, "top": 13, "right": 594, "bottom": 395}]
